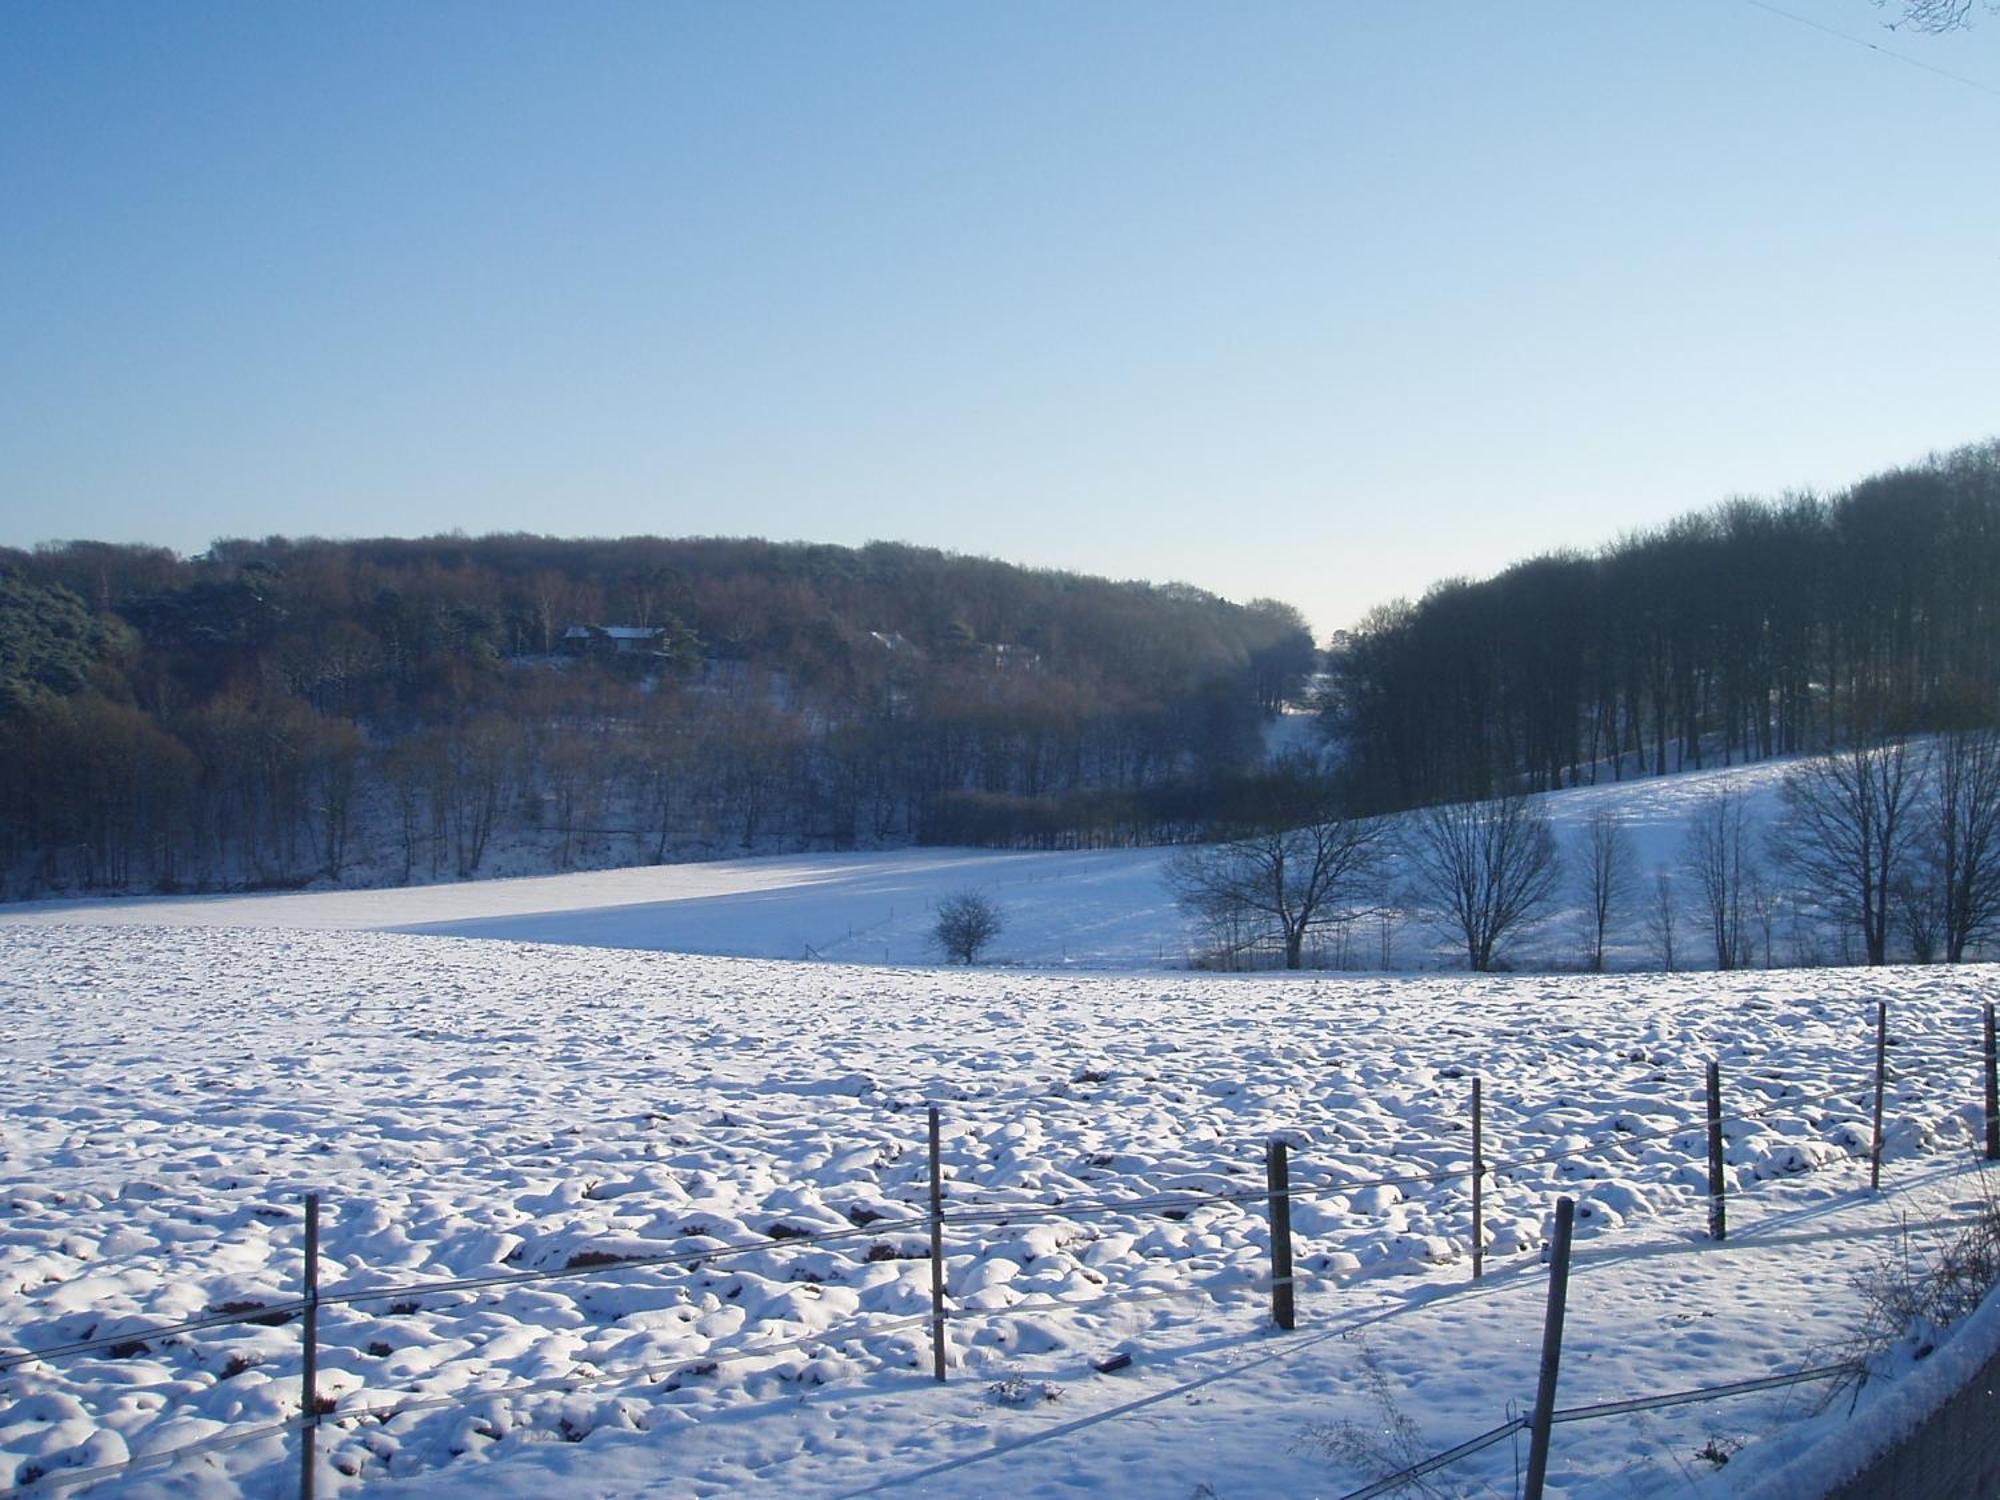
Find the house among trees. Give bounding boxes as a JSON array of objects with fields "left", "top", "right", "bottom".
[
  {"left": 560, "top": 624, "right": 674, "bottom": 662},
  {"left": 987, "top": 642, "right": 1041, "bottom": 672}
]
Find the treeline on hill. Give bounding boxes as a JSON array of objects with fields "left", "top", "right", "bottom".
[
  {"left": 0, "top": 535, "right": 1316, "bottom": 895},
  {"left": 1334, "top": 441, "right": 2000, "bottom": 808}
]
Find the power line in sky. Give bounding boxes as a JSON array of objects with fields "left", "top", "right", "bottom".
[{"left": 1737, "top": 0, "right": 2000, "bottom": 97}]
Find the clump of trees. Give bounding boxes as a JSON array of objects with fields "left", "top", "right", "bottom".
[
  {"left": 1160, "top": 727, "right": 2000, "bottom": 974},
  {"left": 1774, "top": 727, "right": 2000, "bottom": 967},
  {"left": 933, "top": 892, "right": 1004, "bottom": 964},
  {"left": 0, "top": 537, "right": 1318, "bottom": 895},
  {"left": 1332, "top": 442, "right": 2000, "bottom": 809}
]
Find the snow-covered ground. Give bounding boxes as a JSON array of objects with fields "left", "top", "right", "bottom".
[
  {"left": 6, "top": 754, "right": 1993, "bottom": 1495},
  {"left": 0, "top": 755, "right": 1813, "bottom": 973},
  {"left": 5, "top": 917, "right": 1997, "bottom": 1496}
]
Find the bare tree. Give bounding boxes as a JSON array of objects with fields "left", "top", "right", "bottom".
[
  {"left": 1775, "top": 738, "right": 1926, "bottom": 965},
  {"left": 1574, "top": 807, "right": 1633, "bottom": 972},
  {"left": 1895, "top": 870, "right": 1945, "bottom": 963},
  {"left": 1644, "top": 867, "right": 1679, "bottom": 972},
  {"left": 1168, "top": 810, "right": 1387, "bottom": 970},
  {"left": 1683, "top": 789, "right": 1759, "bottom": 970},
  {"left": 1924, "top": 727, "right": 2000, "bottom": 963},
  {"left": 441, "top": 715, "right": 523, "bottom": 879},
  {"left": 933, "top": 891, "right": 1003, "bottom": 964},
  {"left": 300, "top": 715, "right": 365, "bottom": 880},
  {"left": 1747, "top": 863, "right": 1778, "bottom": 969},
  {"left": 384, "top": 733, "right": 444, "bottom": 880},
  {"left": 1877, "top": 0, "right": 1992, "bottom": 32},
  {"left": 1404, "top": 795, "right": 1561, "bottom": 972}
]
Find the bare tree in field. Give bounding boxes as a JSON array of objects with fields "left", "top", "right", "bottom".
[
  {"left": 933, "top": 891, "right": 1003, "bottom": 964},
  {"left": 1574, "top": 807, "right": 1633, "bottom": 972},
  {"left": 1774, "top": 737, "right": 1926, "bottom": 966},
  {"left": 1895, "top": 870, "right": 1945, "bottom": 963},
  {"left": 1405, "top": 794, "right": 1561, "bottom": 972},
  {"left": 1923, "top": 726, "right": 2000, "bottom": 962},
  {"left": 1645, "top": 867, "right": 1679, "bottom": 972},
  {"left": 1683, "top": 789, "right": 1759, "bottom": 970},
  {"left": 1169, "top": 808, "right": 1388, "bottom": 970}
]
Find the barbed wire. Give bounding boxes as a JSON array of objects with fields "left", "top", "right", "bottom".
[{"left": 0, "top": 1301, "right": 310, "bottom": 1374}]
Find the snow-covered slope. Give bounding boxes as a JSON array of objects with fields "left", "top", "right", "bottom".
[
  {"left": 0, "top": 756, "right": 1806, "bottom": 972},
  {"left": 4, "top": 923, "right": 1992, "bottom": 1496}
]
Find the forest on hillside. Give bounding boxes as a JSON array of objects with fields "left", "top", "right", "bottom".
[
  {"left": 5, "top": 441, "right": 1998, "bottom": 901},
  {"left": 1332, "top": 441, "right": 2000, "bottom": 809},
  {"left": 0, "top": 536, "right": 1315, "bottom": 895}
]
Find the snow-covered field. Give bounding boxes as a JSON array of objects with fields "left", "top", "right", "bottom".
[
  {"left": 0, "top": 755, "right": 1813, "bottom": 973},
  {"left": 5, "top": 753, "right": 1994, "bottom": 1495},
  {"left": 6, "top": 914, "right": 1998, "bottom": 1496}
]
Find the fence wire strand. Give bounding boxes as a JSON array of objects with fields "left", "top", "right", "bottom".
[
  {"left": 1335, "top": 1360, "right": 1864, "bottom": 1500},
  {"left": 11, "top": 1414, "right": 298, "bottom": 1495}
]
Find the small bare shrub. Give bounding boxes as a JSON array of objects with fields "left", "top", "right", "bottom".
[
  {"left": 933, "top": 891, "right": 1003, "bottom": 964},
  {"left": 1831, "top": 1183, "right": 2000, "bottom": 1400},
  {"left": 1295, "top": 1341, "right": 1458, "bottom": 1497}
]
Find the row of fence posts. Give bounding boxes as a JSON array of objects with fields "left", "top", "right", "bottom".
[
  {"left": 268, "top": 1003, "right": 1998, "bottom": 1497},
  {"left": 1535, "top": 1001, "right": 2000, "bottom": 1497}
]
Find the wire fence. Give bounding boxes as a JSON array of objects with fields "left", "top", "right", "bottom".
[
  {"left": 1336, "top": 1362, "right": 1867, "bottom": 1500},
  {"left": 3, "top": 997, "right": 1996, "bottom": 1497}
]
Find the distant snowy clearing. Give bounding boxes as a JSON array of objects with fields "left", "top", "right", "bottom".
[
  {"left": 4, "top": 924, "right": 1996, "bottom": 1495},
  {"left": 0, "top": 756, "right": 1805, "bottom": 971}
]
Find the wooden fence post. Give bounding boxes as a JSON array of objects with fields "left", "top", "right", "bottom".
[
  {"left": 299, "top": 1192, "right": 320, "bottom": 1500},
  {"left": 1705, "top": 1060, "right": 1726, "bottom": 1242},
  {"left": 927, "top": 1105, "right": 947, "bottom": 1382},
  {"left": 1266, "top": 1138, "right": 1295, "bottom": 1331},
  {"left": 1471, "top": 1077, "right": 1485, "bottom": 1281},
  {"left": 1871, "top": 1000, "right": 1887, "bottom": 1192},
  {"left": 1523, "top": 1195, "right": 1576, "bottom": 1500},
  {"left": 1983, "top": 1003, "right": 1997, "bottom": 1163}
]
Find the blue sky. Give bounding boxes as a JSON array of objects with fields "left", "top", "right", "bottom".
[{"left": 3, "top": 2, "right": 1996, "bottom": 633}]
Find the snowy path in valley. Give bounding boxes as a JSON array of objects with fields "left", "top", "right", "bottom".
[{"left": 4, "top": 923, "right": 1993, "bottom": 1495}]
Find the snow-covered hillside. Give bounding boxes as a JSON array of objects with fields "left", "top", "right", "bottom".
[
  {"left": 0, "top": 756, "right": 1811, "bottom": 973},
  {"left": 4, "top": 921, "right": 1996, "bottom": 1496},
  {"left": 7, "top": 756, "right": 1995, "bottom": 1496}
]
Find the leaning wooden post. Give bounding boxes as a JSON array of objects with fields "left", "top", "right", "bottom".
[
  {"left": 1982, "top": 1002, "right": 1997, "bottom": 1163},
  {"left": 1266, "top": 1138, "right": 1295, "bottom": 1330},
  {"left": 299, "top": 1192, "right": 321, "bottom": 1500},
  {"left": 1705, "top": 1060, "right": 1726, "bottom": 1242},
  {"left": 1523, "top": 1196, "right": 1576, "bottom": 1500},
  {"left": 1471, "top": 1077, "right": 1485, "bottom": 1280},
  {"left": 926, "top": 1105, "right": 947, "bottom": 1382},
  {"left": 1870, "top": 1000, "right": 1887, "bottom": 1193}
]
